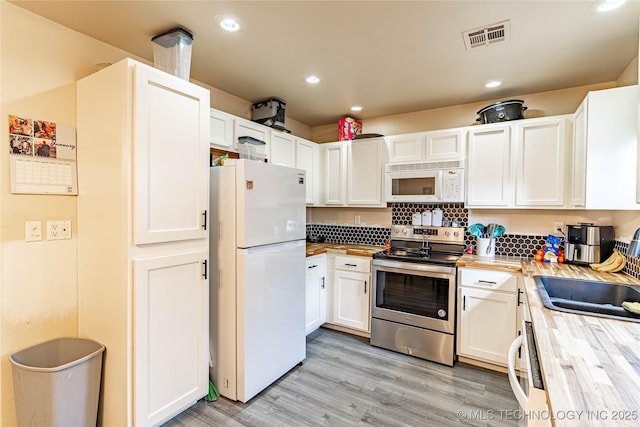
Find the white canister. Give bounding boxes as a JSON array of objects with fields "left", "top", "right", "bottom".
[
  {"left": 432, "top": 208, "right": 443, "bottom": 226},
  {"left": 477, "top": 237, "right": 496, "bottom": 257},
  {"left": 412, "top": 212, "right": 422, "bottom": 226},
  {"left": 421, "top": 210, "right": 432, "bottom": 226}
]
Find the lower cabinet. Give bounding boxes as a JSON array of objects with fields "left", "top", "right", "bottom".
[
  {"left": 330, "top": 255, "right": 372, "bottom": 333},
  {"left": 457, "top": 267, "right": 521, "bottom": 367},
  {"left": 305, "top": 254, "right": 327, "bottom": 335}
]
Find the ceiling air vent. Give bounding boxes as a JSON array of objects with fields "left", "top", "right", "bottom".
[{"left": 463, "top": 20, "right": 510, "bottom": 50}]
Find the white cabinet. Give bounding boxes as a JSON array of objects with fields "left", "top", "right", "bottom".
[
  {"left": 321, "top": 142, "right": 347, "bottom": 205},
  {"left": 270, "top": 130, "right": 296, "bottom": 167},
  {"left": 386, "top": 133, "right": 423, "bottom": 163},
  {"left": 330, "top": 255, "right": 371, "bottom": 333},
  {"left": 305, "top": 254, "right": 327, "bottom": 335},
  {"left": 466, "top": 124, "right": 513, "bottom": 207},
  {"left": 386, "top": 128, "right": 465, "bottom": 163},
  {"left": 571, "top": 85, "right": 639, "bottom": 209},
  {"left": 457, "top": 268, "right": 520, "bottom": 367},
  {"left": 466, "top": 116, "right": 572, "bottom": 209},
  {"left": 424, "top": 128, "right": 466, "bottom": 161},
  {"left": 296, "top": 138, "right": 318, "bottom": 205},
  {"left": 209, "top": 108, "right": 234, "bottom": 149},
  {"left": 514, "top": 116, "right": 570, "bottom": 207},
  {"left": 77, "top": 58, "right": 209, "bottom": 427},
  {"left": 234, "top": 117, "right": 270, "bottom": 161},
  {"left": 347, "top": 137, "right": 386, "bottom": 206}
]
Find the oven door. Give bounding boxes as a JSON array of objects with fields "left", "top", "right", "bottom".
[
  {"left": 385, "top": 169, "right": 442, "bottom": 203},
  {"left": 372, "top": 259, "right": 455, "bottom": 334}
]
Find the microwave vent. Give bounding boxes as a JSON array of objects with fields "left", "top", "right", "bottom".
[{"left": 386, "top": 160, "right": 464, "bottom": 172}]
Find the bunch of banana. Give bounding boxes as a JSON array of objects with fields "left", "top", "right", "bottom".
[{"left": 589, "top": 249, "right": 627, "bottom": 273}]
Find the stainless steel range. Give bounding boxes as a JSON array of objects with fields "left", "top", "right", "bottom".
[{"left": 371, "top": 225, "right": 465, "bottom": 366}]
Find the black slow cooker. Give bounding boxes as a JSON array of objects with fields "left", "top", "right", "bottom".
[{"left": 476, "top": 100, "right": 527, "bottom": 124}]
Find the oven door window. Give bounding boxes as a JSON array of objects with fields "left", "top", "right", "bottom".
[
  {"left": 391, "top": 176, "right": 436, "bottom": 197},
  {"left": 375, "top": 270, "right": 450, "bottom": 320}
]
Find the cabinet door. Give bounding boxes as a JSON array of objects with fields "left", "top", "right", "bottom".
[
  {"left": 305, "top": 274, "right": 326, "bottom": 335},
  {"left": 347, "top": 138, "right": 385, "bottom": 206},
  {"left": 333, "top": 270, "right": 370, "bottom": 332},
  {"left": 321, "top": 142, "right": 347, "bottom": 205},
  {"left": 466, "top": 125, "right": 513, "bottom": 207},
  {"left": 386, "top": 133, "right": 423, "bottom": 163},
  {"left": 270, "top": 131, "right": 296, "bottom": 167},
  {"left": 234, "top": 118, "right": 270, "bottom": 160},
  {"left": 210, "top": 108, "right": 234, "bottom": 149},
  {"left": 134, "top": 251, "right": 208, "bottom": 426},
  {"left": 572, "top": 100, "right": 587, "bottom": 207},
  {"left": 457, "top": 287, "right": 516, "bottom": 366},
  {"left": 296, "top": 138, "right": 317, "bottom": 204},
  {"left": 514, "top": 117, "right": 568, "bottom": 207},
  {"left": 424, "top": 128, "right": 465, "bottom": 161},
  {"left": 133, "top": 64, "right": 210, "bottom": 245}
]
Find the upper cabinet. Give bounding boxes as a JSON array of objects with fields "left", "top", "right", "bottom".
[
  {"left": 296, "top": 137, "right": 319, "bottom": 205},
  {"left": 209, "top": 108, "right": 234, "bottom": 150},
  {"left": 386, "top": 128, "right": 465, "bottom": 163},
  {"left": 234, "top": 118, "right": 271, "bottom": 162},
  {"left": 320, "top": 138, "right": 386, "bottom": 207},
  {"left": 270, "top": 130, "right": 296, "bottom": 168},
  {"left": 466, "top": 116, "right": 572, "bottom": 209},
  {"left": 514, "top": 116, "right": 571, "bottom": 207},
  {"left": 571, "top": 85, "right": 639, "bottom": 209},
  {"left": 347, "top": 137, "right": 386, "bottom": 206},
  {"left": 466, "top": 124, "right": 513, "bottom": 207}
]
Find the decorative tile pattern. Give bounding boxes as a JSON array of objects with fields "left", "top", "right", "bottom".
[
  {"left": 306, "top": 224, "right": 389, "bottom": 246},
  {"left": 307, "top": 203, "right": 639, "bottom": 280}
]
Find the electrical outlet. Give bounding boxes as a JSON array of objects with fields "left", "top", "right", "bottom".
[
  {"left": 354, "top": 215, "right": 361, "bottom": 225},
  {"left": 554, "top": 221, "right": 565, "bottom": 234},
  {"left": 25, "top": 221, "right": 42, "bottom": 242},
  {"left": 47, "top": 220, "right": 72, "bottom": 240}
]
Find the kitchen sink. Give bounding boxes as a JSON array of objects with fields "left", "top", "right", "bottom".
[{"left": 534, "top": 276, "right": 640, "bottom": 322}]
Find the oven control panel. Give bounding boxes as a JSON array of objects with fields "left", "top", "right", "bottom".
[{"left": 391, "top": 225, "right": 464, "bottom": 243}]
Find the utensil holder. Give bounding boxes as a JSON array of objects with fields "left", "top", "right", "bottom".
[{"left": 477, "top": 238, "right": 495, "bottom": 257}]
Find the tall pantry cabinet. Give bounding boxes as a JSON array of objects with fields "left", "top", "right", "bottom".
[{"left": 76, "top": 58, "right": 210, "bottom": 426}]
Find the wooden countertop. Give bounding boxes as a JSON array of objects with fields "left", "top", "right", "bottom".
[
  {"left": 306, "top": 243, "right": 384, "bottom": 258},
  {"left": 457, "top": 254, "right": 525, "bottom": 272},
  {"left": 522, "top": 261, "right": 640, "bottom": 426}
]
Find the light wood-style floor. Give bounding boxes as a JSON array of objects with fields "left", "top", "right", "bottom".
[{"left": 164, "top": 328, "right": 519, "bottom": 426}]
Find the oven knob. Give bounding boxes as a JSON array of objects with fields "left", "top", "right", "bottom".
[
  {"left": 393, "top": 227, "right": 399, "bottom": 234},
  {"left": 402, "top": 229, "right": 408, "bottom": 234},
  {"left": 438, "top": 309, "right": 447, "bottom": 318},
  {"left": 454, "top": 231, "right": 460, "bottom": 237},
  {"left": 445, "top": 231, "right": 451, "bottom": 236}
]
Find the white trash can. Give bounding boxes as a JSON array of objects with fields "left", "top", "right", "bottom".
[{"left": 10, "top": 337, "right": 105, "bottom": 427}]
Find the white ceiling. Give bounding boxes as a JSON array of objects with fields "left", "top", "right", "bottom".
[{"left": 9, "top": 0, "right": 640, "bottom": 127}]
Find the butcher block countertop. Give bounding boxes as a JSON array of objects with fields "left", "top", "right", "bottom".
[
  {"left": 305, "top": 243, "right": 384, "bottom": 258},
  {"left": 461, "top": 255, "right": 640, "bottom": 425},
  {"left": 523, "top": 261, "right": 640, "bottom": 426}
]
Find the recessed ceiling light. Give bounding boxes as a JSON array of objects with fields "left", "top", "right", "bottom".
[
  {"left": 213, "top": 15, "right": 244, "bottom": 32},
  {"left": 350, "top": 106, "right": 363, "bottom": 112},
  {"left": 305, "top": 75, "right": 320, "bottom": 84},
  {"left": 485, "top": 80, "right": 502, "bottom": 88},
  {"left": 593, "top": 0, "right": 626, "bottom": 12}
]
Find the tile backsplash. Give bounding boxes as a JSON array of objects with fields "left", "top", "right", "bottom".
[{"left": 306, "top": 202, "right": 640, "bottom": 279}]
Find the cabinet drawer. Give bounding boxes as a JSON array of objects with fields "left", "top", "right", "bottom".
[
  {"left": 459, "top": 268, "right": 518, "bottom": 293},
  {"left": 334, "top": 255, "right": 371, "bottom": 273},
  {"left": 306, "top": 255, "right": 327, "bottom": 277}
]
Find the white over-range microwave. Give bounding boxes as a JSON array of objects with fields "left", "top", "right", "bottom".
[{"left": 385, "top": 160, "right": 465, "bottom": 203}]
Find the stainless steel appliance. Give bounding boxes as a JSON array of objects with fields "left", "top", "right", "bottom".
[
  {"left": 384, "top": 161, "right": 464, "bottom": 203},
  {"left": 564, "top": 224, "right": 614, "bottom": 265},
  {"left": 371, "top": 225, "right": 465, "bottom": 366}
]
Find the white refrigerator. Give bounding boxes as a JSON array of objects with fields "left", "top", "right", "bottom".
[{"left": 210, "top": 159, "right": 306, "bottom": 402}]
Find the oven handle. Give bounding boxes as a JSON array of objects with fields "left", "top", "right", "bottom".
[{"left": 508, "top": 335, "right": 528, "bottom": 408}]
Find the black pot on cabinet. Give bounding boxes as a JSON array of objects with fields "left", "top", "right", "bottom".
[{"left": 476, "top": 100, "right": 527, "bottom": 124}]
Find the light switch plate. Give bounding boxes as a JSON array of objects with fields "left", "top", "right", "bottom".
[{"left": 25, "top": 221, "right": 42, "bottom": 242}]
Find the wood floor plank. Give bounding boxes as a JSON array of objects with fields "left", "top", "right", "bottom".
[{"left": 163, "top": 328, "right": 519, "bottom": 426}]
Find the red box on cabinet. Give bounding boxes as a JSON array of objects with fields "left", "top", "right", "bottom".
[{"left": 338, "top": 117, "right": 362, "bottom": 141}]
